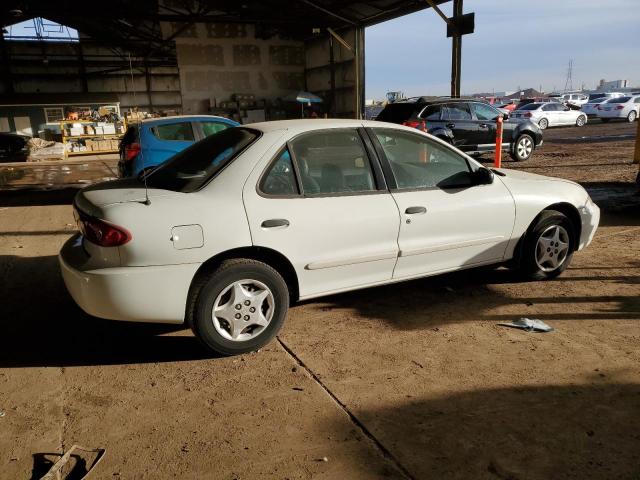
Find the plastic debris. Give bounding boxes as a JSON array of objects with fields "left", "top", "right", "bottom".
[{"left": 498, "top": 318, "right": 554, "bottom": 333}]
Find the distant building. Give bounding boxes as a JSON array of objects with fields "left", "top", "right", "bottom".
[{"left": 598, "top": 79, "right": 629, "bottom": 91}]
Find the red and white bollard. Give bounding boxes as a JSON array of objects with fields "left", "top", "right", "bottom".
[{"left": 494, "top": 114, "right": 504, "bottom": 168}]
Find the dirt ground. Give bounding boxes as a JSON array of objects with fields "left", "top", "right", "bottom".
[{"left": 1, "top": 120, "right": 639, "bottom": 480}]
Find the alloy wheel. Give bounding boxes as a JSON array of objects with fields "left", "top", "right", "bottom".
[
  {"left": 535, "top": 225, "right": 570, "bottom": 272},
  {"left": 517, "top": 137, "right": 533, "bottom": 159},
  {"left": 211, "top": 279, "right": 275, "bottom": 342}
]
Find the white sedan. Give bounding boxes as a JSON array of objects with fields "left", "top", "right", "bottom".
[
  {"left": 60, "top": 120, "right": 600, "bottom": 355},
  {"left": 512, "top": 102, "right": 588, "bottom": 129},
  {"left": 596, "top": 95, "right": 640, "bottom": 123}
]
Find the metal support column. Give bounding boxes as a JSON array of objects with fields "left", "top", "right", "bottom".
[
  {"left": 329, "top": 35, "right": 336, "bottom": 117},
  {"left": 451, "top": 0, "right": 462, "bottom": 97}
]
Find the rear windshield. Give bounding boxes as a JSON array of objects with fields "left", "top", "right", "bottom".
[
  {"left": 376, "top": 103, "right": 419, "bottom": 123},
  {"left": 607, "top": 97, "right": 630, "bottom": 103},
  {"left": 519, "top": 103, "right": 541, "bottom": 110},
  {"left": 144, "top": 127, "right": 260, "bottom": 193},
  {"left": 588, "top": 93, "right": 605, "bottom": 101}
]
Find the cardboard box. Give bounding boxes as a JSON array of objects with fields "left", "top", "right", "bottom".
[{"left": 103, "top": 124, "right": 116, "bottom": 135}]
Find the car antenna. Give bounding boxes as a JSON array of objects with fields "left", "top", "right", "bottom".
[{"left": 128, "top": 53, "right": 151, "bottom": 205}]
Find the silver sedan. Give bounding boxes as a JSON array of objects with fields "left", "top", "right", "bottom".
[{"left": 512, "top": 102, "right": 587, "bottom": 129}]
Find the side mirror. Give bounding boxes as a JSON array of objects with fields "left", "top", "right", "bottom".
[{"left": 473, "top": 167, "right": 494, "bottom": 185}]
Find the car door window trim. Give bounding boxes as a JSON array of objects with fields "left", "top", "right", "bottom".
[{"left": 256, "top": 146, "right": 303, "bottom": 199}]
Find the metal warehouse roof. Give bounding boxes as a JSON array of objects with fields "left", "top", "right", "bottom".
[{"left": 1, "top": 1, "right": 451, "bottom": 56}]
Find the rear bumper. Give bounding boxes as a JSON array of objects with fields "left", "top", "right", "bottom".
[
  {"left": 597, "top": 110, "right": 625, "bottom": 119},
  {"left": 59, "top": 234, "right": 200, "bottom": 324}
]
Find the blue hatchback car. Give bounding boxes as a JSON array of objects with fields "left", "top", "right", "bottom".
[{"left": 118, "top": 115, "right": 239, "bottom": 177}]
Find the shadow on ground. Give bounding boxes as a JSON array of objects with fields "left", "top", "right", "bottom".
[
  {"left": 330, "top": 382, "right": 640, "bottom": 480},
  {"left": 0, "top": 254, "right": 211, "bottom": 368},
  {"left": 0, "top": 188, "right": 78, "bottom": 207}
]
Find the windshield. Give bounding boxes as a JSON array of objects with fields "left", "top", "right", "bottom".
[{"left": 144, "top": 127, "right": 260, "bottom": 193}]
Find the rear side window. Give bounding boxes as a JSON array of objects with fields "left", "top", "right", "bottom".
[
  {"left": 153, "top": 122, "right": 195, "bottom": 141},
  {"left": 144, "top": 128, "right": 260, "bottom": 193},
  {"left": 442, "top": 103, "right": 472, "bottom": 120},
  {"left": 200, "top": 121, "right": 231, "bottom": 137},
  {"left": 289, "top": 129, "right": 376, "bottom": 195},
  {"left": 419, "top": 105, "right": 442, "bottom": 121},
  {"left": 376, "top": 103, "right": 419, "bottom": 123},
  {"left": 260, "top": 149, "right": 300, "bottom": 196}
]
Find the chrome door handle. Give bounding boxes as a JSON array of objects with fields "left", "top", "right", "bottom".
[
  {"left": 405, "top": 206, "right": 427, "bottom": 214},
  {"left": 261, "top": 219, "right": 290, "bottom": 228},
  {"left": 446, "top": 123, "right": 456, "bottom": 128},
  {"left": 479, "top": 123, "right": 489, "bottom": 128}
]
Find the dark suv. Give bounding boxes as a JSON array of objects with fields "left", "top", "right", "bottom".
[{"left": 375, "top": 97, "right": 543, "bottom": 161}]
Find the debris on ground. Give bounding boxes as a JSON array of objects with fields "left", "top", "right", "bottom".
[
  {"left": 39, "top": 444, "right": 105, "bottom": 480},
  {"left": 27, "top": 138, "right": 66, "bottom": 162},
  {"left": 498, "top": 318, "right": 554, "bottom": 333}
]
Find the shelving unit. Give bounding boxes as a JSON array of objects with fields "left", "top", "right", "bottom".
[{"left": 60, "top": 119, "right": 126, "bottom": 156}]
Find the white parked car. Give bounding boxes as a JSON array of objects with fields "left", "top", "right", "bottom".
[
  {"left": 512, "top": 102, "right": 588, "bottom": 129},
  {"left": 560, "top": 93, "right": 589, "bottom": 107},
  {"left": 581, "top": 97, "right": 612, "bottom": 117},
  {"left": 596, "top": 95, "right": 640, "bottom": 123},
  {"left": 59, "top": 120, "right": 600, "bottom": 355}
]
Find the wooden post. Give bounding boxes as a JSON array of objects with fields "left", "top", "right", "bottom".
[
  {"left": 450, "top": 0, "right": 463, "bottom": 97},
  {"left": 494, "top": 114, "right": 504, "bottom": 168}
]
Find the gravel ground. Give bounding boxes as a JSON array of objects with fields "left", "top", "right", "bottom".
[{"left": 0, "top": 120, "right": 638, "bottom": 480}]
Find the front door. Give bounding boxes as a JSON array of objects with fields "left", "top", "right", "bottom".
[
  {"left": 243, "top": 127, "right": 401, "bottom": 299},
  {"left": 368, "top": 127, "right": 515, "bottom": 279},
  {"left": 469, "top": 102, "right": 501, "bottom": 151}
]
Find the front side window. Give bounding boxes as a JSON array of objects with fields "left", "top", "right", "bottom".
[
  {"left": 472, "top": 103, "right": 500, "bottom": 120},
  {"left": 145, "top": 127, "right": 259, "bottom": 193},
  {"left": 260, "top": 148, "right": 299, "bottom": 196},
  {"left": 289, "top": 129, "right": 376, "bottom": 195},
  {"left": 442, "top": 103, "right": 472, "bottom": 120},
  {"left": 153, "top": 122, "right": 195, "bottom": 141},
  {"left": 201, "top": 121, "right": 231, "bottom": 137},
  {"left": 373, "top": 128, "right": 474, "bottom": 189}
]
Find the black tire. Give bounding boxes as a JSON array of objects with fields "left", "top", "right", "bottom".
[
  {"left": 518, "top": 210, "right": 575, "bottom": 281},
  {"left": 538, "top": 118, "right": 549, "bottom": 130},
  {"left": 509, "top": 134, "right": 534, "bottom": 162},
  {"left": 576, "top": 115, "right": 586, "bottom": 127},
  {"left": 188, "top": 259, "right": 289, "bottom": 356},
  {"left": 628, "top": 110, "right": 637, "bottom": 123},
  {"left": 600, "top": 118, "right": 610, "bottom": 123}
]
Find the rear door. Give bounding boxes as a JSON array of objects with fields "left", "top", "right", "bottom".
[
  {"left": 243, "top": 127, "right": 401, "bottom": 299},
  {"left": 368, "top": 127, "right": 515, "bottom": 278},
  {"left": 440, "top": 102, "right": 478, "bottom": 150}
]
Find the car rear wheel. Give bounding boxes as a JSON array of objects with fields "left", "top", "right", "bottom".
[
  {"left": 576, "top": 115, "right": 586, "bottom": 127},
  {"left": 189, "top": 259, "right": 289, "bottom": 356},
  {"left": 538, "top": 118, "right": 549, "bottom": 130},
  {"left": 518, "top": 210, "right": 574, "bottom": 280},
  {"left": 509, "top": 134, "right": 534, "bottom": 162},
  {"left": 628, "top": 111, "right": 637, "bottom": 123}
]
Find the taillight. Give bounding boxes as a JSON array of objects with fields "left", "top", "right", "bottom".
[
  {"left": 615, "top": 105, "right": 624, "bottom": 110},
  {"left": 402, "top": 120, "right": 427, "bottom": 131},
  {"left": 75, "top": 208, "right": 131, "bottom": 247},
  {"left": 124, "top": 142, "right": 140, "bottom": 161},
  {"left": 523, "top": 112, "right": 532, "bottom": 118}
]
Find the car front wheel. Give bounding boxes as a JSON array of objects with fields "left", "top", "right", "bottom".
[
  {"left": 509, "top": 134, "right": 534, "bottom": 162},
  {"left": 189, "top": 259, "right": 289, "bottom": 356},
  {"left": 519, "top": 210, "right": 575, "bottom": 280}
]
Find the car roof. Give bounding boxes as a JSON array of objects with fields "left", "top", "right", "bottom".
[
  {"left": 243, "top": 118, "right": 417, "bottom": 134},
  {"left": 137, "top": 115, "right": 237, "bottom": 125}
]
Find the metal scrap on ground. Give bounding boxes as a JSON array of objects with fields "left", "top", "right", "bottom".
[{"left": 498, "top": 318, "right": 554, "bottom": 332}]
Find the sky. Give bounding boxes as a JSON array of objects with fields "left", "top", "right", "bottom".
[{"left": 365, "top": 0, "right": 640, "bottom": 99}]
